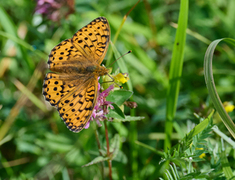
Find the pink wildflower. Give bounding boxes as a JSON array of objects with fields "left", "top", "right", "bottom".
[
  {"left": 84, "top": 84, "right": 114, "bottom": 129},
  {"left": 35, "top": 0, "right": 74, "bottom": 22}
]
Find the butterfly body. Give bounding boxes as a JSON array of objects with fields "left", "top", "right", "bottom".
[
  {"left": 43, "top": 17, "right": 110, "bottom": 132},
  {"left": 49, "top": 63, "right": 108, "bottom": 76}
]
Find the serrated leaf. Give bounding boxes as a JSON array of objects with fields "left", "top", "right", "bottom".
[
  {"left": 110, "top": 134, "right": 120, "bottom": 160},
  {"left": 113, "top": 150, "right": 128, "bottom": 164},
  {"left": 82, "top": 156, "right": 109, "bottom": 167},
  {"left": 113, "top": 115, "right": 145, "bottom": 122},
  {"left": 180, "top": 170, "right": 214, "bottom": 180},
  {"left": 106, "top": 89, "right": 133, "bottom": 106}
]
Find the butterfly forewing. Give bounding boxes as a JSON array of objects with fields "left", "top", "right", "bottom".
[
  {"left": 43, "top": 17, "right": 110, "bottom": 132},
  {"left": 72, "top": 17, "right": 110, "bottom": 64},
  {"left": 48, "top": 39, "right": 84, "bottom": 71}
]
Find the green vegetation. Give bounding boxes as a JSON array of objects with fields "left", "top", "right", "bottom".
[{"left": 1, "top": 0, "right": 235, "bottom": 179}]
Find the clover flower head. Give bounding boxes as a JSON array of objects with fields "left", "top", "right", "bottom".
[
  {"left": 85, "top": 70, "right": 129, "bottom": 129},
  {"left": 35, "top": 0, "right": 74, "bottom": 22},
  {"left": 84, "top": 84, "right": 114, "bottom": 129}
]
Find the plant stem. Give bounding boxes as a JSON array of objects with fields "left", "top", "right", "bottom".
[
  {"left": 94, "top": 130, "right": 105, "bottom": 180},
  {"left": 130, "top": 110, "right": 138, "bottom": 179},
  {"left": 104, "top": 121, "right": 112, "bottom": 180}
]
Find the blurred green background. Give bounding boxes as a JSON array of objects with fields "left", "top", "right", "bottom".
[{"left": 1, "top": 0, "right": 235, "bottom": 179}]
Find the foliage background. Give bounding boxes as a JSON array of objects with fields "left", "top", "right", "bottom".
[{"left": 1, "top": 0, "right": 235, "bottom": 179}]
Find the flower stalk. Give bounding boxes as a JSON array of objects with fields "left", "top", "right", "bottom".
[
  {"left": 104, "top": 120, "right": 112, "bottom": 180},
  {"left": 94, "top": 130, "right": 105, "bottom": 180}
]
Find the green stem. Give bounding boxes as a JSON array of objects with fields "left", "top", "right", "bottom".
[
  {"left": 130, "top": 113, "right": 138, "bottom": 179},
  {"left": 94, "top": 130, "right": 105, "bottom": 180},
  {"left": 104, "top": 121, "right": 112, "bottom": 180}
]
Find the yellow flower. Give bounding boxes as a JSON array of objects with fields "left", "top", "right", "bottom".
[
  {"left": 114, "top": 73, "right": 129, "bottom": 84},
  {"left": 223, "top": 102, "right": 235, "bottom": 113},
  {"left": 199, "top": 153, "right": 206, "bottom": 159},
  {"left": 196, "top": 148, "right": 206, "bottom": 159}
]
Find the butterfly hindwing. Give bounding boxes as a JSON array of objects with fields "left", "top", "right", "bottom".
[
  {"left": 43, "top": 73, "right": 84, "bottom": 106},
  {"left": 43, "top": 72, "right": 98, "bottom": 132},
  {"left": 57, "top": 78, "right": 98, "bottom": 132}
]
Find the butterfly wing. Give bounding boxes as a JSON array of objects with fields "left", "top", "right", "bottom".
[
  {"left": 48, "top": 39, "right": 88, "bottom": 73},
  {"left": 48, "top": 17, "right": 110, "bottom": 73},
  {"left": 43, "top": 73, "right": 98, "bottom": 132},
  {"left": 71, "top": 17, "right": 110, "bottom": 64}
]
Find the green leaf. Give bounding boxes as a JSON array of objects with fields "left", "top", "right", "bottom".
[
  {"left": 113, "top": 104, "right": 125, "bottom": 118},
  {"left": 165, "top": 0, "right": 189, "bottom": 151},
  {"left": 221, "top": 150, "right": 234, "bottom": 179},
  {"left": 82, "top": 156, "right": 109, "bottom": 167},
  {"left": 204, "top": 38, "right": 235, "bottom": 139},
  {"left": 14, "top": 79, "right": 47, "bottom": 112},
  {"left": 113, "top": 150, "right": 128, "bottom": 164},
  {"left": 110, "top": 134, "right": 120, "bottom": 160},
  {"left": 165, "top": 110, "right": 214, "bottom": 160},
  {"left": 113, "top": 115, "right": 145, "bottom": 122},
  {"left": 83, "top": 134, "right": 120, "bottom": 167},
  {"left": 112, "top": 122, "right": 128, "bottom": 137},
  {"left": 106, "top": 104, "right": 125, "bottom": 119},
  {"left": 135, "top": 141, "right": 164, "bottom": 156},
  {"left": 106, "top": 89, "right": 133, "bottom": 106},
  {"left": 109, "top": 40, "right": 133, "bottom": 91},
  {"left": 17, "top": 141, "right": 42, "bottom": 155},
  {"left": 187, "top": 110, "right": 214, "bottom": 138}
]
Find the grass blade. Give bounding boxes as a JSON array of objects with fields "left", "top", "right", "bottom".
[
  {"left": 165, "top": 0, "right": 188, "bottom": 151},
  {"left": 204, "top": 38, "right": 235, "bottom": 139}
]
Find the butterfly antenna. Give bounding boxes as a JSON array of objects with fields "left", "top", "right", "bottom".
[
  {"left": 107, "top": 50, "right": 132, "bottom": 68},
  {"left": 104, "top": 50, "right": 131, "bottom": 89}
]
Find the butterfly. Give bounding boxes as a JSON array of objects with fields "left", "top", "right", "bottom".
[{"left": 43, "top": 17, "right": 110, "bottom": 132}]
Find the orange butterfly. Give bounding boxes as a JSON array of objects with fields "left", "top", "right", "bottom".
[{"left": 43, "top": 17, "right": 110, "bottom": 132}]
